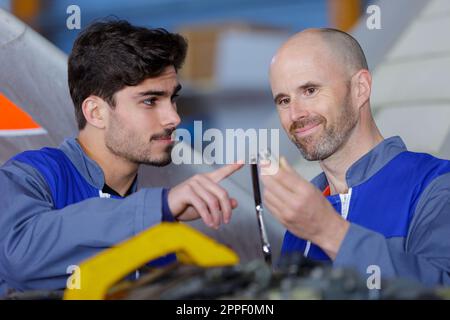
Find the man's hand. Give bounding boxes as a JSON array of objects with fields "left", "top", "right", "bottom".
[
  {"left": 261, "top": 157, "right": 349, "bottom": 260},
  {"left": 168, "top": 162, "right": 244, "bottom": 229}
]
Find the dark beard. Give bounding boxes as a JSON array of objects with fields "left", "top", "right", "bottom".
[{"left": 105, "top": 120, "right": 175, "bottom": 166}]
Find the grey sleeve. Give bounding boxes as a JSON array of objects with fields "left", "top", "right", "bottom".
[
  {"left": 333, "top": 173, "right": 450, "bottom": 287},
  {"left": 0, "top": 160, "right": 167, "bottom": 291}
]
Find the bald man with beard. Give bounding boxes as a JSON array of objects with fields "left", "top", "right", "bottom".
[{"left": 262, "top": 28, "right": 450, "bottom": 286}]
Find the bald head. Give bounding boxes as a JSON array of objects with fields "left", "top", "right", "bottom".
[
  {"left": 272, "top": 28, "right": 368, "bottom": 77},
  {"left": 316, "top": 28, "right": 368, "bottom": 73},
  {"left": 270, "top": 28, "right": 375, "bottom": 162}
]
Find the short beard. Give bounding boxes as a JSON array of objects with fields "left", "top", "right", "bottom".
[
  {"left": 289, "top": 91, "right": 357, "bottom": 161},
  {"left": 105, "top": 114, "right": 174, "bottom": 167}
]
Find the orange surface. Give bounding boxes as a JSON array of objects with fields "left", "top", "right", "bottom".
[
  {"left": 12, "top": 0, "right": 41, "bottom": 24},
  {"left": 328, "top": 0, "right": 361, "bottom": 31},
  {"left": 323, "top": 185, "right": 331, "bottom": 197},
  {"left": 0, "top": 93, "right": 41, "bottom": 130}
]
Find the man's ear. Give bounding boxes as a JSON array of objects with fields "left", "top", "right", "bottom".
[
  {"left": 81, "top": 96, "right": 108, "bottom": 129},
  {"left": 352, "top": 69, "right": 372, "bottom": 109}
]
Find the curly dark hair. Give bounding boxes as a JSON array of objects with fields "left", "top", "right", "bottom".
[{"left": 68, "top": 19, "right": 188, "bottom": 129}]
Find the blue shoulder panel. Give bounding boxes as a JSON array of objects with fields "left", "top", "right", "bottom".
[
  {"left": 281, "top": 151, "right": 450, "bottom": 262},
  {"left": 12, "top": 148, "right": 99, "bottom": 209},
  {"left": 11, "top": 147, "right": 177, "bottom": 268}
]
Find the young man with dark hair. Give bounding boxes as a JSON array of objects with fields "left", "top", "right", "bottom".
[{"left": 0, "top": 20, "right": 243, "bottom": 294}]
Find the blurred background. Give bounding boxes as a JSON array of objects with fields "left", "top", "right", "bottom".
[
  {"left": 0, "top": 0, "right": 375, "bottom": 156},
  {"left": 1, "top": 0, "right": 449, "bottom": 263}
]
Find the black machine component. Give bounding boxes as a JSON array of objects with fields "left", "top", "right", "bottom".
[
  {"left": 110, "top": 253, "right": 443, "bottom": 300},
  {"left": 2, "top": 254, "right": 445, "bottom": 300}
]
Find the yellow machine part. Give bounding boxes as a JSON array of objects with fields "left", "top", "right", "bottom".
[{"left": 64, "top": 223, "right": 239, "bottom": 300}]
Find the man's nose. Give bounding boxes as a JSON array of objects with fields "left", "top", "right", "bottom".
[
  {"left": 159, "top": 102, "right": 181, "bottom": 128},
  {"left": 289, "top": 98, "right": 310, "bottom": 122}
]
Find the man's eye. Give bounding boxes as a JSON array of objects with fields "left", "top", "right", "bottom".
[
  {"left": 278, "top": 98, "right": 290, "bottom": 107},
  {"left": 304, "top": 87, "right": 317, "bottom": 96},
  {"left": 143, "top": 98, "right": 157, "bottom": 106}
]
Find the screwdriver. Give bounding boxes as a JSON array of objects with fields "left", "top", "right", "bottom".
[{"left": 250, "top": 156, "right": 272, "bottom": 266}]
